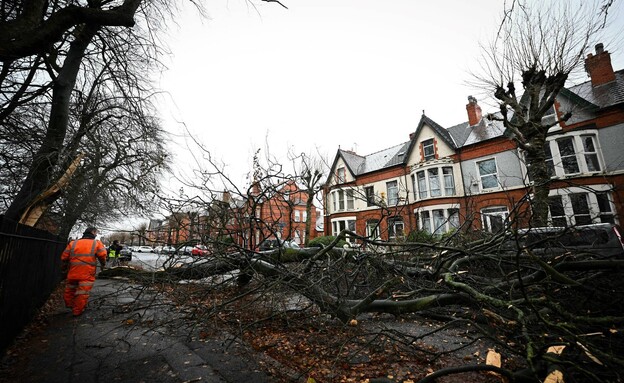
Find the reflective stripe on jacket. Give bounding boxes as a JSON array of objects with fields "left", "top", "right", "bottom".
[{"left": 62, "top": 238, "right": 107, "bottom": 279}]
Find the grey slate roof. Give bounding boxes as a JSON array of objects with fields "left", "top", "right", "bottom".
[
  {"left": 566, "top": 70, "right": 624, "bottom": 109},
  {"left": 338, "top": 142, "right": 410, "bottom": 176}
]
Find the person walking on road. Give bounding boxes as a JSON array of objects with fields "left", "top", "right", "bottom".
[
  {"left": 61, "top": 226, "right": 107, "bottom": 316},
  {"left": 108, "top": 239, "right": 122, "bottom": 267}
]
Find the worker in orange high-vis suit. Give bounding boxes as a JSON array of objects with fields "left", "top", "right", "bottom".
[{"left": 61, "top": 226, "right": 107, "bottom": 316}]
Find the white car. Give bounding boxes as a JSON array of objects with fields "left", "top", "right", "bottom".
[{"left": 136, "top": 246, "right": 154, "bottom": 253}]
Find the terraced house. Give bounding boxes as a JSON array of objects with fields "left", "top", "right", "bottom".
[{"left": 324, "top": 44, "right": 624, "bottom": 243}]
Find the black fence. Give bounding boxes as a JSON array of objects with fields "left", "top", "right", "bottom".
[{"left": 0, "top": 215, "right": 67, "bottom": 352}]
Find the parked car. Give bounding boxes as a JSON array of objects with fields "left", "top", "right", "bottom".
[
  {"left": 119, "top": 246, "right": 133, "bottom": 262},
  {"left": 136, "top": 245, "right": 154, "bottom": 253},
  {"left": 161, "top": 246, "right": 176, "bottom": 254},
  {"left": 180, "top": 246, "right": 194, "bottom": 255},
  {"left": 516, "top": 223, "right": 623, "bottom": 258},
  {"left": 191, "top": 245, "right": 209, "bottom": 256},
  {"left": 258, "top": 239, "right": 300, "bottom": 251}
]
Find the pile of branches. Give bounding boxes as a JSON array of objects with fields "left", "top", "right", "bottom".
[{"left": 103, "top": 230, "right": 624, "bottom": 382}]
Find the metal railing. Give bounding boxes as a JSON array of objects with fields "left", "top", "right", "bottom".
[{"left": 0, "top": 215, "right": 67, "bottom": 352}]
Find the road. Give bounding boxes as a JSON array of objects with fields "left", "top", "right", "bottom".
[{"left": 127, "top": 251, "right": 196, "bottom": 271}]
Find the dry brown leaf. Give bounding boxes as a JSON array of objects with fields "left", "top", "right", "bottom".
[
  {"left": 486, "top": 348, "right": 502, "bottom": 368},
  {"left": 546, "top": 345, "right": 565, "bottom": 355},
  {"left": 543, "top": 369, "right": 564, "bottom": 383}
]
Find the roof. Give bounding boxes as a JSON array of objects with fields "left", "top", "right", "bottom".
[
  {"left": 338, "top": 142, "right": 410, "bottom": 177},
  {"left": 566, "top": 69, "right": 624, "bottom": 109}
]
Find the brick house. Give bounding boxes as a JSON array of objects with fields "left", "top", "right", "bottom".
[
  {"left": 147, "top": 182, "right": 321, "bottom": 250},
  {"left": 324, "top": 43, "right": 623, "bottom": 242}
]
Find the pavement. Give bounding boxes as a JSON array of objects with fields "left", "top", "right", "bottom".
[{"left": 0, "top": 278, "right": 276, "bottom": 383}]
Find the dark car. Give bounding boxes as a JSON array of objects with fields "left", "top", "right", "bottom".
[
  {"left": 516, "top": 223, "right": 624, "bottom": 258},
  {"left": 119, "top": 246, "right": 132, "bottom": 262}
]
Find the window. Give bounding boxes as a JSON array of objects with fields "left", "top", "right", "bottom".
[
  {"left": 570, "top": 193, "right": 592, "bottom": 225},
  {"left": 481, "top": 207, "right": 508, "bottom": 233},
  {"left": 420, "top": 211, "right": 432, "bottom": 234},
  {"left": 549, "top": 189, "right": 616, "bottom": 226},
  {"left": 557, "top": 137, "right": 580, "bottom": 174},
  {"left": 581, "top": 135, "right": 600, "bottom": 172},
  {"left": 365, "top": 186, "right": 375, "bottom": 206},
  {"left": 386, "top": 181, "right": 398, "bottom": 205},
  {"left": 388, "top": 217, "right": 404, "bottom": 239},
  {"left": 422, "top": 139, "right": 435, "bottom": 161},
  {"left": 366, "top": 220, "right": 381, "bottom": 240},
  {"left": 302, "top": 210, "right": 308, "bottom": 223},
  {"left": 294, "top": 210, "right": 301, "bottom": 222},
  {"left": 336, "top": 167, "right": 346, "bottom": 183},
  {"left": 432, "top": 210, "right": 446, "bottom": 234},
  {"left": 428, "top": 169, "right": 441, "bottom": 197},
  {"left": 544, "top": 145, "right": 555, "bottom": 177},
  {"left": 338, "top": 190, "right": 345, "bottom": 211},
  {"left": 414, "top": 166, "right": 456, "bottom": 200},
  {"left": 596, "top": 193, "right": 614, "bottom": 224},
  {"left": 411, "top": 174, "right": 417, "bottom": 200},
  {"left": 332, "top": 218, "right": 356, "bottom": 242},
  {"left": 331, "top": 193, "right": 336, "bottom": 212},
  {"left": 417, "top": 171, "right": 427, "bottom": 199},
  {"left": 540, "top": 133, "right": 602, "bottom": 178},
  {"left": 419, "top": 208, "right": 460, "bottom": 235},
  {"left": 443, "top": 167, "right": 455, "bottom": 195},
  {"left": 448, "top": 209, "right": 460, "bottom": 230},
  {"left": 346, "top": 189, "right": 354, "bottom": 210},
  {"left": 548, "top": 196, "right": 567, "bottom": 227},
  {"left": 477, "top": 159, "right": 498, "bottom": 189}
]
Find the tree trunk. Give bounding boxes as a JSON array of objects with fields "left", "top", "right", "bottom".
[
  {"left": 526, "top": 136, "right": 550, "bottom": 227},
  {"left": 5, "top": 25, "right": 99, "bottom": 222}
]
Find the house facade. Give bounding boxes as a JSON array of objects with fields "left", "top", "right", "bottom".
[
  {"left": 324, "top": 44, "right": 624, "bottom": 243},
  {"left": 146, "top": 182, "right": 321, "bottom": 250}
]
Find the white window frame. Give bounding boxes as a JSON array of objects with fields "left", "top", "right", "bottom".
[
  {"left": 541, "top": 132, "right": 604, "bottom": 178},
  {"left": 422, "top": 138, "right": 435, "bottom": 161},
  {"left": 414, "top": 165, "right": 457, "bottom": 200},
  {"left": 476, "top": 158, "right": 499, "bottom": 191},
  {"left": 481, "top": 206, "right": 509, "bottom": 233},
  {"left": 294, "top": 210, "right": 301, "bottom": 222},
  {"left": 386, "top": 180, "right": 399, "bottom": 206},
  {"left": 331, "top": 217, "right": 356, "bottom": 242},
  {"left": 366, "top": 219, "right": 381, "bottom": 240},
  {"left": 416, "top": 204, "right": 460, "bottom": 234},
  {"left": 388, "top": 217, "right": 405, "bottom": 240},
  {"left": 336, "top": 167, "right": 346, "bottom": 183},
  {"left": 548, "top": 185, "right": 617, "bottom": 226}
]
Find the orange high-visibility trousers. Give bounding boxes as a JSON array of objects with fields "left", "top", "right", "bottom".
[{"left": 64, "top": 278, "right": 96, "bottom": 316}]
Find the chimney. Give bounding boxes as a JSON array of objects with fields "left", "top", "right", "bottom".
[
  {"left": 222, "top": 190, "right": 231, "bottom": 203},
  {"left": 585, "top": 43, "right": 616, "bottom": 87},
  {"left": 466, "top": 95, "right": 482, "bottom": 126},
  {"left": 409, "top": 132, "right": 416, "bottom": 140}
]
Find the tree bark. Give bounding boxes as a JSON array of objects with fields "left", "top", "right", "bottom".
[{"left": 4, "top": 25, "right": 99, "bottom": 222}]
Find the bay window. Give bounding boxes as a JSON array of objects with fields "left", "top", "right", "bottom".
[
  {"left": 414, "top": 166, "right": 455, "bottom": 200},
  {"left": 548, "top": 189, "right": 616, "bottom": 226}
]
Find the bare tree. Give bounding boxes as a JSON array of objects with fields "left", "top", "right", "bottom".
[{"left": 475, "top": 0, "right": 614, "bottom": 225}]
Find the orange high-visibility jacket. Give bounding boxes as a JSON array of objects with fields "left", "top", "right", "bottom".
[{"left": 62, "top": 238, "right": 107, "bottom": 279}]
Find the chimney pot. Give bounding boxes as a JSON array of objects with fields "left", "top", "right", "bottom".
[{"left": 595, "top": 43, "right": 604, "bottom": 54}]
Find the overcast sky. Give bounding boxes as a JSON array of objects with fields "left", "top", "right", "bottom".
[{"left": 157, "top": 0, "right": 624, "bottom": 190}]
